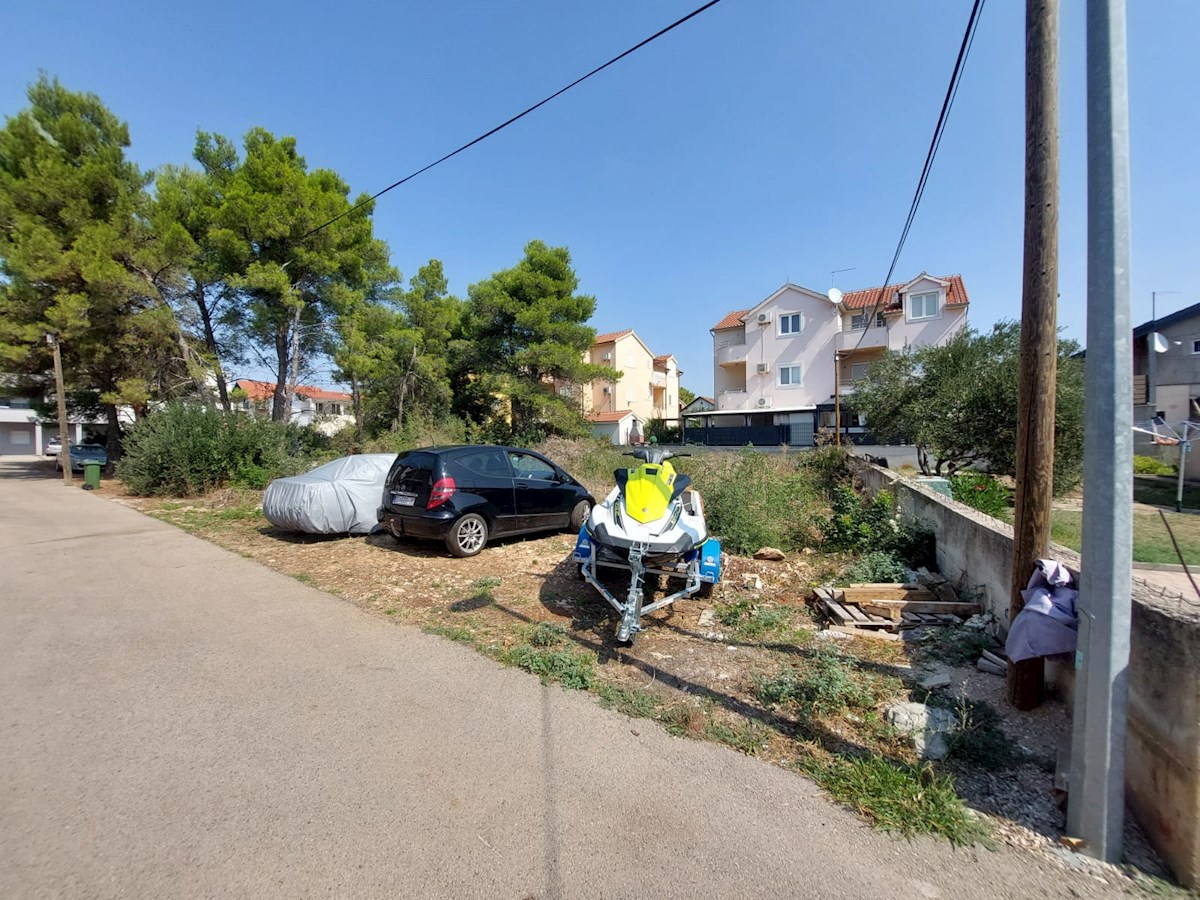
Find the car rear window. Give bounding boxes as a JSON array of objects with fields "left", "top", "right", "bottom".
[{"left": 388, "top": 451, "right": 438, "bottom": 489}]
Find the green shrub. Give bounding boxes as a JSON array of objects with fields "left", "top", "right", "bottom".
[
  {"left": 841, "top": 551, "right": 909, "bottom": 585},
  {"left": 117, "top": 403, "right": 328, "bottom": 496},
  {"left": 797, "top": 445, "right": 852, "bottom": 497},
  {"left": 949, "top": 472, "right": 1010, "bottom": 518},
  {"left": 819, "top": 487, "right": 934, "bottom": 567},
  {"left": 753, "top": 651, "right": 873, "bottom": 717},
  {"left": 645, "top": 418, "right": 680, "bottom": 444},
  {"left": 1134, "top": 454, "right": 1175, "bottom": 476},
  {"left": 687, "top": 451, "right": 819, "bottom": 555}
]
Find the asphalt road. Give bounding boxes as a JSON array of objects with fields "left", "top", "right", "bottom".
[{"left": 0, "top": 459, "right": 1118, "bottom": 898}]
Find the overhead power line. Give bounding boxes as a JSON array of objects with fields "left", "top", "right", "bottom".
[
  {"left": 303, "top": 0, "right": 725, "bottom": 240},
  {"left": 846, "top": 0, "right": 986, "bottom": 355}
]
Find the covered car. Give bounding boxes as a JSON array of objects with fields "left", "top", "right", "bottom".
[{"left": 263, "top": 454, "right": 396, "bottom": 535}]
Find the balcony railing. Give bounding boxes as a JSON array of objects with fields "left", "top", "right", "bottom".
[
  {"left": 716, "top": 390, "right": 747, "bottom": 410},
  {"left": 716, "top": 342, "right": 748, "bottom": 366},
  {"left": 837, "top": 327, "right": 888, "bottom": 352},
  {"left": 650, "top": 371, "right": 667, "bottom": 388}
]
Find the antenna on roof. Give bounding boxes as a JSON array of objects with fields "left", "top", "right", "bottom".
[{"left": 831, "top": 267, "right": 856, "bottom": 288}]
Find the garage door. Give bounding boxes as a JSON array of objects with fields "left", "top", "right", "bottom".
[{"left": 0, "top": 422, "right": 36, "bottom": 455}]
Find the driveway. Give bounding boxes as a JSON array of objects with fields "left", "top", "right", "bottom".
[{"left": 0, "top": 462, "right": 1119, "bottom": 898}]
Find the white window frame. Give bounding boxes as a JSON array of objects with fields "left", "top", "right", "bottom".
[
  {"left": 778, "top": 364, "right": 802, "bottom": 387},
  {"left": 908, "top": 291, "right": 940, "bottom": 321},
  {"left": 778, "top": 312, "right": 803, "bottom": 336}
]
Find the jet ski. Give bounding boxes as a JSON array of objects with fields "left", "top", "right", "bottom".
[{"left": 572, "top": 448, "right": 722, "bottom": 643}]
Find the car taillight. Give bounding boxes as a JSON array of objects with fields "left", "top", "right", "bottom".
[{"left": 427, "top": 476, "right": 456, "bottom": 509}]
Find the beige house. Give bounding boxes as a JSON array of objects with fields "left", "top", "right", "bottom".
[{"left": 582, "top": 330, "right": 682, "bottom": 430}]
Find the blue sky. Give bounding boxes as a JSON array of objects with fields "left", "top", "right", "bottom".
[{"left": 3, "top": 1, "right": 1197, "bottom": 396}]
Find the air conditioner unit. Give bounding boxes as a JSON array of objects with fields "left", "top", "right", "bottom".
[
  {"left": 757, "top": 312, "right": 772, "bottom": 324},
  {"left": 756, "top": 362, "right": 771, "bottom": 374},
  {"left": 756, "top": 397, "right": 773, "bottom": 408},
  {"left": 601, "top": 352, "right": 612, "bottom": 361}
]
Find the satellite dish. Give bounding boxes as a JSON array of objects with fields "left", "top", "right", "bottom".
[
  {"left": 827, "top": 288, "right": 843, "bottom": 305},
  {"left": 1154, "top": 333, "right": 1169, "bottom": 353}
]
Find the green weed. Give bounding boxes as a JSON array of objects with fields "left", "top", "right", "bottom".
[
  {"left": 754, "top": 651, "right": 874, "bottom": 717},
  {"left": 499, "top": 642, "right": 595, "bottom": 690},
  {"left": 594, "top": 683, "right": 664, "bottom": 719},
  {"left": 704, "top": 719, "right": 769, "bottom": 755},
  {"left": 425, "top": 624, "right": 476, "bottom": 644},
  {"left": 804, "top": 755, "right": 992, "bottom": 846},
  {"left": 293, "top": 573, "right": 315, "bottom": 585},
  {"left": 839, "top": 550, "right": 909, "bottom": 585}
]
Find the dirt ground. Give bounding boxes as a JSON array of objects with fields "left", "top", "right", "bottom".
[{"left": 100, "top": 480, "right": 1177, "bottom": 894}]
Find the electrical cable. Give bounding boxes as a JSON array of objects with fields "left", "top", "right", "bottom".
[
  {"left": 845, "top": 0, "right": 986, "bottom": 356},
  {"left": 301, "top": 0, "right": 725, "bottom": 240}
]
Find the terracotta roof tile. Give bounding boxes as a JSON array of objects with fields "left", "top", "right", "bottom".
[
  {"left": 593, "top": 329, "right": 632, "bottom": 344},
  {"left": 711, "top": 309, "right": 750, "bottom": 331},
  {"left": 234, "top": 379, "right": 352, "bottom": 404},
  {"left": 840, "top": 274, "right": 970, "bottom": 310},
  {"left": 586, "top": 410, "right": 635, "bottom": 423}
]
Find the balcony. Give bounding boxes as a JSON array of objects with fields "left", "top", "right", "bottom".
[
  {"left": 716, "top": 390, "right": 747, "bottom": 411},
  {"left": 716, "top": 341, "right": 748, "bottom": 367},
  {"left": 650, "top": 370, "right": 667, "bottom": 388},
  {"left": 837, "top": 327, "right": 888, "bottom": 353}
]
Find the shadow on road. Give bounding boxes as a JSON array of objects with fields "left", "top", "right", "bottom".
[{"left": 0, "top": 456, "right": 60, "bottom": 481}]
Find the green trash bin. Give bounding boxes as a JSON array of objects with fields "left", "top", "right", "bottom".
[{"left": 83, "top": 461, "right": 102, "bottom": 490}]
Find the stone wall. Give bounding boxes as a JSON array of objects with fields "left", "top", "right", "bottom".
[{"left": 851, "top": 457, "right": 1200, "bottom": 886}]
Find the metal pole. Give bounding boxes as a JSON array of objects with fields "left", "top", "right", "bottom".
[
  {"left": 1009, "top": 0, "right": 1060, "bottom": 711},
  {"left": 48, "top": 335, "right": 73, "bottom": 487},
  {"left": 1067, "top": 0, "right": 1133, "bottom": 864},
  {"left": 1147, "top": 291, "right": 1157, "bottom": 409},
  {"left": 1177, "top": 441, "right": 1188, "bottom": 512},
  {"left": 834, "top": 349, "right": 842, "bottom": 448}
]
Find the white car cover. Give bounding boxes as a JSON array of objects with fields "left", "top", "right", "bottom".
[{"left": 263, "top": 454, "right": 396, "bottom": 535}]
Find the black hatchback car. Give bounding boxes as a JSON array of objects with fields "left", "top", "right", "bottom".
[{"left": 377, "top": 445, "right": 594, "bottom": 557}]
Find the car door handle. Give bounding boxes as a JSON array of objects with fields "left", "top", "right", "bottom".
[{"left": 516, "top": 483, "right": 530, "bottom": 490}]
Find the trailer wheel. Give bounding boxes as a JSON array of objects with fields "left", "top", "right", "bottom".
[{"left": 697, "top": 580, "right": 715, "bottom": 599}]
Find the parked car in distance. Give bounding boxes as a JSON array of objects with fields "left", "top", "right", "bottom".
[
  {"left": 263, "top": 454, "right": 397, "bottom": 535},
  {"left": 56, "top": 443, "right": 108, "bottom": 472},
  {"left": 44, "top": 435, "right": 62, "bottom": 456},
  {"left": 378, "top": 445, "right": 594, "bottom": 557}
]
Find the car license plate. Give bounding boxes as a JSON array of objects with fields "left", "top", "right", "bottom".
[{"left": 393, "top": 492, "right": 417, "bottom": 507}]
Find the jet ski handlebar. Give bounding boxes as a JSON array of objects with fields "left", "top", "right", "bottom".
[{"left": 623, "top": 449, "right": 690, "bottom": 464}]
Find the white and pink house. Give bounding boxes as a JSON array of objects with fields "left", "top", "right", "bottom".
[{"left": 708, "top": 273, "right": 969, "bottom": 440}]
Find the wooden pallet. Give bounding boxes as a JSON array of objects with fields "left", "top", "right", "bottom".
[{"left": 812, "top": 585, "right": 980, "bottom": 637}]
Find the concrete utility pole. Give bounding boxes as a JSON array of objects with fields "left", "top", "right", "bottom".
[
  {"left": 47, "top": 334, "right": 72, "bottom": 487},
  {"left": 1067, "top": 0, "right": 1134, "bottom": 864},
  {"left": 1009, "top": 0, "right": 1060, "bottom": 711}
]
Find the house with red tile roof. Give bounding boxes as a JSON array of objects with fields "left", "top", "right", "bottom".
[
  {"left": 233, "top": 379, "right": 356, "bottom": 436},
  {"left": 709, "top": 273, "right": 969, "bottom": 441},
  {"left": 582, "top": 329, "right": 681, "bottom": 442}
]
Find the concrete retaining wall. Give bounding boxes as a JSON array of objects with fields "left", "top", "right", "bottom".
[{"left": 851, "top": 458, "right": 1200, "bottom": 886}]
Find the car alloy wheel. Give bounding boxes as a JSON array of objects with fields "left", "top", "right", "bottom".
[{"left": 447, "top": 513, "right": 488, "bottom": 558}]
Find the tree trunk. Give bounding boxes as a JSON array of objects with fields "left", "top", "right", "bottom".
[
  {"left": 193, "top": 284, "right": 230, "bottom": 412},
  {"left": 351, "top": 374, "right": 364, "bottom": 442},
  {"left": 175, "top": 327, "right": 215, "bottom": 407},
  {"left": 395, "top": 344, "right": 418, "bottom": 429},
  {"left": 272, "top": 325, "right": 290, "bottom": 422},
  {"left": 103, "top": 402, "right": 123, "bottom": 463}
]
